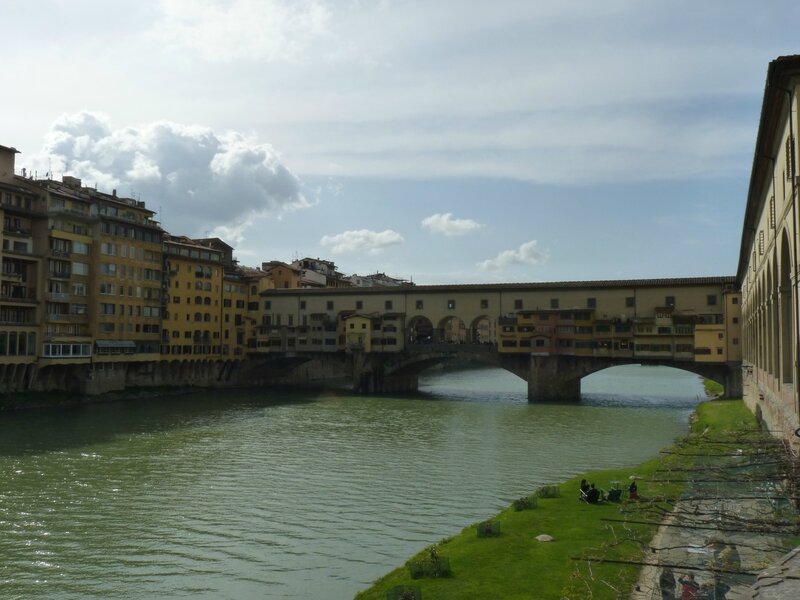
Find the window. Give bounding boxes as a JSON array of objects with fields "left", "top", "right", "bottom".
[
  {"left": 707, "top": 294, "right": 717, "bottom": 306},
  {"left": 769, "top": 195, "right": 776, "bottom": 228},
  {"left": 732, "top": 317, "right": 739, "bottom": 324},
  {"left": 587, "top": 297, "right": 596, "bottom": 309},
  {"left": 625, "top": 296, "right": 635, "bottom": 308},
  {"left": 480, "top": 299, "right": 488, "bottom": 309},
  {"left": 416, "top": 300, "right": 423, "bottom": 310},
  {"left": 665, "top": 296, "right": 675, "bottom": 307},
  {"left": 72, "top": 262, "right": 89, "bottom": 276},
  {"left": 300, "top": 300, "right": 306, "bottom": 310},
  {"left": 326, "top": 301, "right": 334, "bottom": 310},
  {"left": 733, "top": 338, "right": 739, "bottom": 345},
  {"left": 264, "top": 301, "right": 271, "bottom": 310},
  {"left": 447, "top": 300, "right": 456, "bottom": 310},
  {"left": 732, "top": 297, "right": 739, "bottom": 305},
  {"left": 385, "top": 300, "right": 393, "bottom": 310},
  {"left": 550, "top": 298, "right": 559, "bottom": 309},
  {"left": 356, "top": 300, "right": 363, "bottom": 310},
  {"left": 514, "top": 299, "right": 523, "bottom": 310}
]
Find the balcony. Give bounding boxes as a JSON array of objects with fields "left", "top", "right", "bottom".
[
  {"left": 48, "top": 271, "right": 72, "bottom": 280},
  {"left": 51, "top": 249, "right": 71, "bottom": 258},
  {"left": 47, "top": 313, "right": 88, "bottom": 323},
  {"left": 2, "top": 226, "right": 32, "bottom": 236},
  {"left": 1, "top": 288, "right": 37, "bottom": 303},
  {"left": 47, "top": 292, "right": 70, "bottom": 302}
]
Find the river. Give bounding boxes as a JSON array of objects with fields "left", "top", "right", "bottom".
[{"left": 0, "top": 365, "right": 706, "bottom": 599}]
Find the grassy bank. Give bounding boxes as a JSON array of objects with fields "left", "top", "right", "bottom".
[
  {"left": 354, "top": 400, "right": 758, "bottom": 600},
  {"left": 702, "top": 378, "right": 725, "bottom": 397}
]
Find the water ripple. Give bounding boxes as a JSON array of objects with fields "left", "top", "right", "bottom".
[{"left": 0, "top": 366, "right": 702, "bottom": 599}]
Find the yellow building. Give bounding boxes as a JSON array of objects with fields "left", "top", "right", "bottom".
[
  {"left": 90, "top": 181, "right": 163, "bottom": 364},
  {"left": 738, "top": 55, "right": 800, "bottom": 445},
  {"left": 162, "top": 235, "right": 224, "bottom": 359},
  {"left": 262, "top": 260, "right": 303, "bottom": 289},
  {"left": 344, "top": 313, "right": 374, "bottom": 352}
]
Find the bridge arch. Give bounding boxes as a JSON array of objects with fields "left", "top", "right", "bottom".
[
  {"left": 407, "top": 315, "right": 434, "bottom": 344},
  {"left": 437, "top": 315, "right": 467, "bottom": 343},
  {"left": 468, "top": 314, "right": 494, "bottom": 344}
]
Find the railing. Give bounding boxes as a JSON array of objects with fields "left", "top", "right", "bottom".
[
  {"left": 48, "top": 206, "right": 94, "bottom": 219},
  {"left": 51, "top": 249, "right": 71, "bottom": 258},
  {"left": 46, "top": 313, "right": 88, "bottom": 322},
  {"left": 1, "top": 289, "right": 37, "bottom": 302},
  {"left": 2, "top": 227, "right": 32, "bottom": 236},
  {"left": 47, "top": 292, "right": 70, "bottom": 302}
]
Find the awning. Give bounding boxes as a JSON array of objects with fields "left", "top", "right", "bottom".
[{"left": 95, "top": 340, "right": 136, "bottom": 348}]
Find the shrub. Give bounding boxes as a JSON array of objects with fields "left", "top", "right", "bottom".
[
  {"left": 476, "top": 520, "right": 502, "bottom": 537},
  {"left": 386, "top": 585, "right": 421, "bottom": 600},
  {"left": 513, "top": 495, "right": 538, "bottom": 511},
  {"left": 536, "top": 484, "right": 561, "bottom": 498},
  {"left": 406, "top": 545, "right": 452, "bottom": 579}
]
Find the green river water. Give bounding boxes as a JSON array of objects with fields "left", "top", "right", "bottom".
[{"left": 0, "top": 365, "right": 706, "bottom": 599}]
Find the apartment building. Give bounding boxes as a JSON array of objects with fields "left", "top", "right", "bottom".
[
  {"left": 162, "top": 235, "right": 225, "bottom": 359},
  {"left": 0, "top": 146, "right": 44, "bottom": 390}
]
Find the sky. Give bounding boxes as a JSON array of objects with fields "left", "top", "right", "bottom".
[{"left": 4, "top": 0, "right": 799, "bottom": 284}]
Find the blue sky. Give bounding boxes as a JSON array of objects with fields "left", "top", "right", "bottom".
[{"left": 4, "top": 1, "right": 799, "bottom": 283}]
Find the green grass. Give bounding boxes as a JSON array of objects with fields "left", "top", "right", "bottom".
[
  {"left": 702, "top": 378, "right": 725, "bottom": 397},
  {"left": 354, "top": 400, "right": 759, "bottom": 600}
]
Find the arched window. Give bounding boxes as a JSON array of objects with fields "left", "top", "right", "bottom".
[
  {"left": 194, "top": 312, "right": 202, "bottom": 322},
  {"left": 203, "top": 297, "right": 211, "bottom": 305},
  {"left": 195, "top": 296, "right": 202, "bottom": 304}
]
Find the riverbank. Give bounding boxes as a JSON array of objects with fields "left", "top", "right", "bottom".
[
  {"left": 354, "top": 400, "right": 798, "bottom": 599},
  {"left": 0, "top": 385, "right": 208, "bottom": 412}
]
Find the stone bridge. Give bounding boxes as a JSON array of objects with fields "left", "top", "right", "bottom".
[
  {"left": 243, "top": 342, "right": 741, "bottom": 402},
  {"left": 254, "top": 276, "right": 743, "bottom": 401}
]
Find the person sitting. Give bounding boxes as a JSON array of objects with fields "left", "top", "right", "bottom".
[
  {"left": 629, "top": 480, "right": 639, "bottom": 500},
  {"left": 586, "top": 483, "right": 601, "bottom": 503},
  {"left": 579, "top": 479, "right": 590, "bottom": 500}
]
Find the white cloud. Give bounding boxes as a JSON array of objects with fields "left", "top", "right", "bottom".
[
  {"left": 421, "top": 212, "right": 482, "bottom": 236},
  {"left": 320, "top": 229, "right": 403, "bottom": 255},
  {"left": 153, "top": 0, "right": 334, "bottom": 63},
  {"left": 479, "top": 240, "right": 550, "bottom": 271},
  {"left": 32, "top": 111, "right": 309, "bottom": 241}
]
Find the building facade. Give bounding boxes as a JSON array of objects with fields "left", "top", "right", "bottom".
[{"left": 738, "top": 55, "right": 800, "bottom": 446}]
